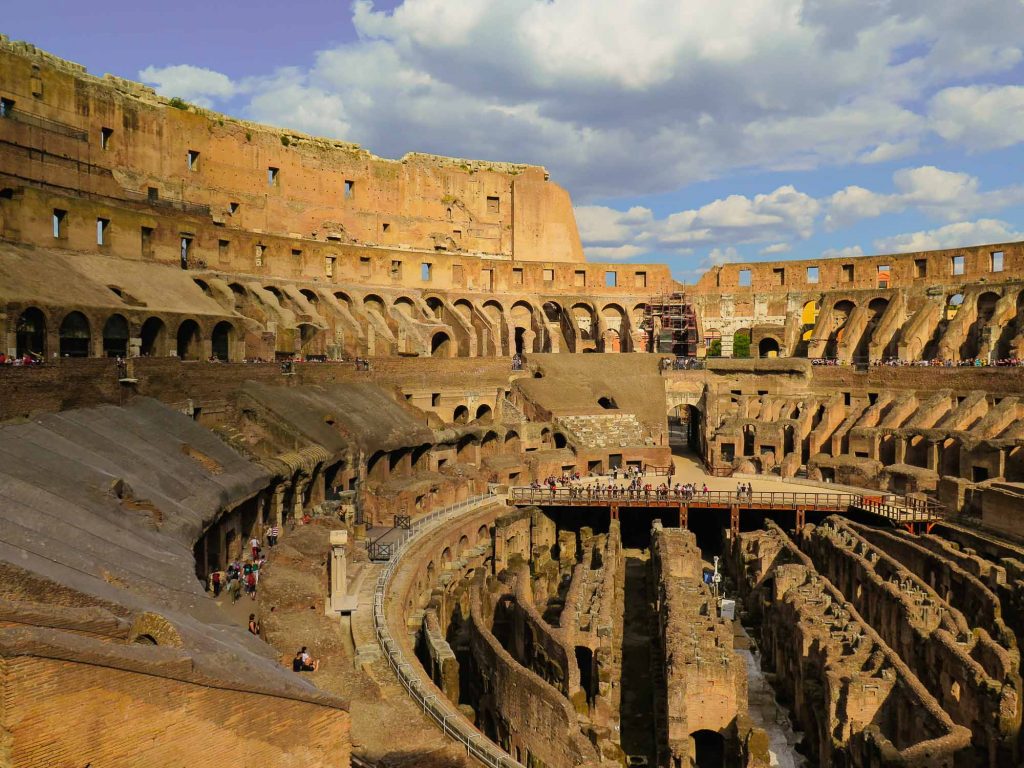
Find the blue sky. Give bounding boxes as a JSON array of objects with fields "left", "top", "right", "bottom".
[{"left": 7, "top": 0, "right": 1024, "bottom": 281}]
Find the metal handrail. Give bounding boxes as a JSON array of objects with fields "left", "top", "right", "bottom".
[
  {"left": 506, "top": 487, "right": 944, "bottom": 523},
  {"left": 371, "top": 492, "right": 521, "bottom": 768}
]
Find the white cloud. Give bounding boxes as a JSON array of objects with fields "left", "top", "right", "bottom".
[
  {"left": 139, "top": 0, "right": 1024, "bottom": 198},
  {"left": 584, "top": 244, "right": 648, "bottom": 260},
  {"left": 825, "top": 165, "right": 1024, "bottom": 229},
  {"left": 873, "top": 219, "right": 1023, "bottom": 253},
  {"left": 576, "top": 185, "right": 818, "bottom": 258},
  {"left": 760, "top": 243, "right": 791, "bottom": 254},
  {"left": 139, "top": 65, "right": 236, "bottom": 108},
  {"left": 821, "top": 245, "right": 864, "bottom": 258},
  {"left": 930, "top": 85, "right": 1024, "bottom": 150}
]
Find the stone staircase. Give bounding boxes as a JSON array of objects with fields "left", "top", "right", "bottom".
[{"left": 556, "top": 413, "right": 648, "bottom": 448}]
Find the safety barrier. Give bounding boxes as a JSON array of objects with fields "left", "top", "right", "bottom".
[{"left": 371, "top": 492, "right": 521, "bottom": 768}]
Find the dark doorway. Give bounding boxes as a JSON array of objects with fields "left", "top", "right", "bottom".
[
  {"left": 140, "top": 317, "right": 167, "bottom": 356},
  {"left": 211, "top": 321, "right": 233, "bottom": 361},
  {"left": 102, "top": 314, "right": 129, "bottom": 357},
  {"left": 514, "top": 326, "right": 526, "bottom": 354},
  {"left": 692, "top": 729, "right": 725, "bottom": 768},
  {"left": 15, "top": 307, "right": 46, "bottom": 358},
  {"left": 59, "top": 311, "right": 91, "bottom": 357}
]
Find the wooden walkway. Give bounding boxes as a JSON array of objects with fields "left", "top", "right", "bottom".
[{"left": 507, "top": 487, "right": 944, "bottom": 532}]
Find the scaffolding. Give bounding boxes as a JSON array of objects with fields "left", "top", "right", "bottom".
[{"left": 643, "top": 292, "right": 700, "bottom": 356}]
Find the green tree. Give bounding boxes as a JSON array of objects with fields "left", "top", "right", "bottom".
[
  {"left": 733, "top": 331, "right": 751, "bottom": 358},
  {"left": 708, "top": 339, "right": 722, "bottom": 357}
]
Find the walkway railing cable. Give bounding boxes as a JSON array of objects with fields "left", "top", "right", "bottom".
[{"left": 370, "top": 492, "right": 522, "bottom": 768}]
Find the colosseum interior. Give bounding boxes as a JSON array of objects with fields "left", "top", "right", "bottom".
[{"left": 2, "top": 34, "right": 1024, "bottom": 768}]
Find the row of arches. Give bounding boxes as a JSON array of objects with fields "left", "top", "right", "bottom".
[{"left": 13, "top": 307, "right": 236, "bottom": 361}]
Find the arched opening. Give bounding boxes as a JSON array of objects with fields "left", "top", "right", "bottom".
[
  {"left": 743, "top": 424, "right": 756, "bottom": 457},
  {"left": 453, "top": 405, "right": 469, "bottom": 424},
  {"left": 176, "top": 319, "right": 202, "bottom": 360},
  {"left": 475, "top": 404, "right": 493, "bottom": 423},
  {"left": 733, "top": 328, "right": 752, "bottom": 358},
  {"left": 946, "top": 293, "right": 964, "bottom": 320},
  {"left": 758, "top": 337, "right": 780, "bottom": 358},
  {"left": 140, "top": 317, "right": 167, "bottom": 357},
  {"left": 299, "top": 289, "right": 319, "bottom": 307},
  {"left": 691, "top": 729, "right": 725, "bottom": 768},
  {"left": 363, "top": 294, "right": 386, "bottom": 316},
  {"left": 704, "top": 328, "right": 722, "bottom": 357},
  {"left": 133, "top": 634, "right": 159, "bottom": 645},
  {"left": 826, "top": 300, "right": 855, "bottom": 358},
  {"left": 553, "top": 433, "right": 567, "bottom": 449},
  {"left": 431, "top": 331, "right": 453, "bottom": 357},
  {"left": 514, "top": 327, "right": 527, "bottom": 354},
  {"left": 334, "top": 291, "right": 352, "bottom": 309},
  {"left": 102, "top": 314, "right": 130, "bottom": 357},
  {"left": 59, "top": 311, "right": 91, "bottom": 357},
  {"left": 394, "top": 296, "right": 417, "bottom": 317},
  {"left": 598, "top": 396, "right": 618, "bottom": 410},
  {"left": 542, "top": 301, "right": 562, "bottom": 323},
  {"left": 505, "top": 430, "right": 521, "bottom": 453},
  {"left": 211, "top": 321, "right": 234, "bottom": 361},
  {"left": 575, "top": 646, "right": 596, "bottom": 707},
  {"left": 425, "top": 296, "right": 444, "bottom": 319},
  {"left": 15, "top": 307, "right": 47, "bottom": 359}
]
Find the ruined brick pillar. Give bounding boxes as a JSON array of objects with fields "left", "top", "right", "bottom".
[{"left": 329, "top": 529, "right": 348, "bottom": 613}]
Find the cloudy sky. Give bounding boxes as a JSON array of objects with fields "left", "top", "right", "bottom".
[{"left": 8, "top": 0, "right": 1024, "bottom": 280}]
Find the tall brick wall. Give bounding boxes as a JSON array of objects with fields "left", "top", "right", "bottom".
[{"left": 0, "top": 654, "right": 350, "bottom": 768}]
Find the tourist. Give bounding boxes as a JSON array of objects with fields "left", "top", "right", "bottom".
[
  {"left": 267, "top": 524, "right": 279, "bottom": 547},
  {"left": 210, "top": 569, "right": 222, "bottom": 597},
  {"left": 248, "top": 613, "right": 261, "bottom": 636},
  {"left": 226, "top": 574, "right": 241, "bottom": 604},
  {"left": 249, "top": 535, "right": 261, "bottom": 559},
  {"left": 245, "top": 569, "right": 257, "bottom": 600},
  {"left": 293, "top": 646, "right": 319, "bottom": 672}
]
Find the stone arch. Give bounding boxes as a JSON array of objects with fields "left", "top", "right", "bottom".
[
  {"left": 176, "top": 319, "right": 202, "bottom": 360},
  {"left": 704, "top": 328, "right": 722, "bottom": 355},
  {"left": 510, "top": 300, "right": 536, "bottom": 354},
  {"left": 299, "top": 288, "right": 319, "bottom": 307},
  {"left": 15, "top": 306, "right": 47, "bottom": 359},
  {"left": 363, "top": 294, "right": 386, "bottom": 315},
  {"left": 102, "top": 314, "right": 130, "bottom": 357},
  {"left": 571, "top": 302, "right": 598, "bottom": 341},
  {"left": 476, "top": 404, "right": 493, "bottom": 423},
  {"left": 228, "top": 282, "right": 248, "bottom": 312},
  {"left": 431, "top": 331, "right": 453, "bottom": 357},
  {"left": 504, "top": 430, "right": 521, "bottom": 452},
  {"left": 140, "top": 317, "right": 167, "bottom": 357},
  {"left": 393, "top": 295, "right": 417, "bottom": 317},
  {"left": 453, "top": 299, "right": 474, "bottom": 321},
  {"left": 59, "top": 311, "right": 91, "bottom": 357},
  {"left": 945, "top": 293, "right": 964, "bottom": 320},
  {"left": 553, "top": 432, "right": 568, "bottom": 449},
  {"left": 127, "top": 612, "right": 184, "bottom": 648},
  {"left": 453, "top": 405, "right": 470, "bottom": 424},
  {"left": 758, "top": 337, "right": 780, "bottom": 358},
  {"left": 334, "top": 291, "right": 353, "bottom": 309},
  {"left": 211, "top": 321, "right": 234, "bottom": 361},
  {"left": 601, "top": 303, "right": 628, "bottom": 352}
]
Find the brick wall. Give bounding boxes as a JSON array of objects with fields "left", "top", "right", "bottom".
[{"left": 0, "top": 654, "right": 350, "bottom": 768}]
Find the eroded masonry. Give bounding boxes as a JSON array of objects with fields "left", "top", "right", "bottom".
[{"left": 2, "top": 36, "right": 1024, "bottom": 768}]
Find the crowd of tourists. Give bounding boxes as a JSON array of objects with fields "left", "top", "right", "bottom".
[
  {"left": 870, "top": 357, "right": 1024, "bottom": 367},
  {"left": 207, "top": 526, "right": 279, "bottom": 603},
  {"left": 0, "top": 353, "right": 43, "bottom": 366}
]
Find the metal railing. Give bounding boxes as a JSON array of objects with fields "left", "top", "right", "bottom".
[
  {"left": 371, "top": 492, "right": 521, "bottom": 768},
  {"left": 507, "top": 487, "right": 944, "bottom": 523}
]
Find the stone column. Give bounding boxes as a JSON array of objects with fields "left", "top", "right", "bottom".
[{"left": 329, "top": 529, "right": 348, "bottom": 613}]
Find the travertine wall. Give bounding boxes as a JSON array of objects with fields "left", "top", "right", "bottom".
[{"left": 0, "top": 652, "right": 350, "bottom": 768}]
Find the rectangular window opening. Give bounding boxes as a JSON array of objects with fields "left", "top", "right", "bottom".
[
  {"left": 421, "top": 262, "right": 432, "bottom": 281},
  {"left": 574, "top": 270, "right": 586, "bottom": 287},
  {"left": 952, "top": 255, "right": 965, "bottom": 275},
  {"left": 180, "top": 236, "right": 193, "bottom": 269},
  {"left": 292, "top": 248, "right": 302, "bottom": 258},
  {"left": 187, "top": 150, "right": 200, "bottom": 171},
  {"left": 96, "top": 217, "right": 109, "bottom": 245},
  {"left": 486, "top": 195, "right": 499, "bottom": 214},
  {"left": 52, "top": 209, "right": 67, "bottom": 238},
  {"left": 773, "top": 267, "right": 785, "bottom": 286},
  {"left": 842, "top": 264, "right": 854, "bottom": 282},
  {"left": 806, "top": 266, "right": 819, "bottom": 284},
  {"left": 344, "top": 179, "right": 354, "bottom": 199},
  {"left": 390, "top": 259, "right": 402, "bottom": 277},
  {"left": 325, "top": 256, "right": 335, "bottom": 277},
  {"left": 100, "top": 126, "right": 113, "bottom": 150},
  {"left": 147, "top": 186, "right": 159, "bottom": 201},
  {"left": 877, "top": 264, "right": 890, "bottom": 289},
  {"left": 0, "top": 97, "right": 14, "bottom": 117},
  {"left": 635, "top": 270, "right": 647, "bottom": 288},
  {"left": 218, "top": 239, "right": 230, "bottom": 260},
  {"left": 914, "top": 258, "right": 927, "bottom": 278},
  {"left": 543, "top": 268, "right": 555, "bottom": 282},
  {"left": 229, "top": 201, "right": 239, "bottom": 215},
  {"left": 991, "top": 250, "right": 1004, "bottom": 272},
  {"left": 605, "top": 270, "right": 617, "bottom": 288},
  {"left": 141, "top": 226, "right": 153, "bottom": 256},
  {"left": 268, "top": 167, "right": 279, "bottom": 186},
  {"left": 738, "top": 269, "right": 751, "bottom": 287},
  {"left": 360, "top": 256, "right": 371, "bottom": 277},
  {"left": 512, "top": 267, "right": 524, "bottom": 286},
  {"left": 382, "top": 222, "right": 391, "bottom": 233},
  {"left": 255, "top": 244, "right": 266, "bottom": 267}
]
